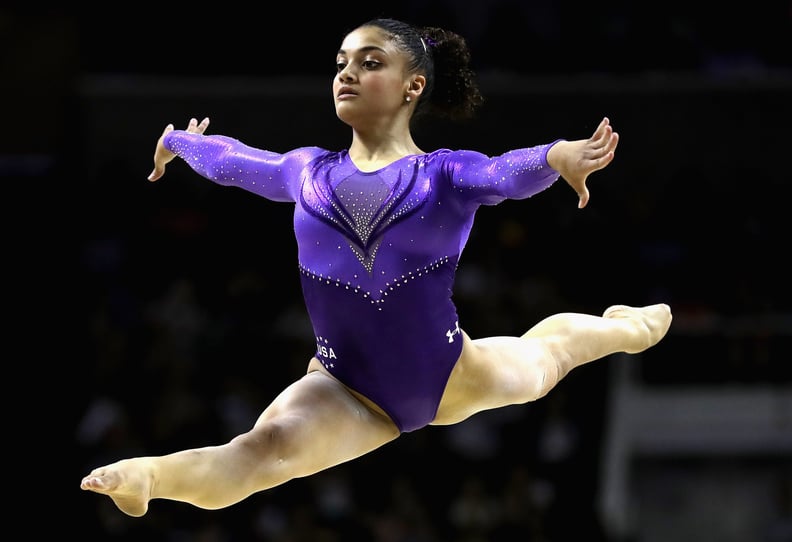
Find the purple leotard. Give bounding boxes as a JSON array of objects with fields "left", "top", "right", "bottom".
[{"left": 164, "top": 131, "right": 561, "bottom": 431}]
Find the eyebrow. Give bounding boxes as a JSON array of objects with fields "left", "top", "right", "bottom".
[{"left": 337, "top": 45, "right": 387, "bottom": 56}]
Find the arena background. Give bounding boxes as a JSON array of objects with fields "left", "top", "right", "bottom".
[{"left": 7, "top": 3, "right": 791, "bottom": 541}]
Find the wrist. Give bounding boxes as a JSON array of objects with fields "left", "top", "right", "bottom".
[{"left": 545, "top": 139, "right": 567, "bottom": 171}]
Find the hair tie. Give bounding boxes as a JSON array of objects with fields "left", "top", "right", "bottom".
[{"left": 420, "top": 36, "right": 436, "bottom": 54}]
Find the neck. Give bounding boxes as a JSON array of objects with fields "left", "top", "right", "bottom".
[
  {"left": 348, "top": 121, "right": 422, "bottom": 161},
  {"left": 346, "top": 128, "right": 422, "bottom": 172}
]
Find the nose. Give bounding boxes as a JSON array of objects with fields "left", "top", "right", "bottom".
[{"left": 337, "top": 65, "right": 355, "bottom": 83}]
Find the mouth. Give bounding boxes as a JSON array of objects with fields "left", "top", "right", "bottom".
[{"left": 337, "top": 86, "right": 357, "bottom": 99}]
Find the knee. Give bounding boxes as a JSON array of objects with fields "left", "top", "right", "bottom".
[
  {"left": 222, "top": 421, "right": 313, "bottom": 492},
  {"left": 232, "top": 420, "right": 298, "bottom": 462},
  {"left": 534, "top": 338, "right": 570, "bottom": 399}
]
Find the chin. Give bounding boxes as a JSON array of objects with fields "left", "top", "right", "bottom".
[{"left": 334, "top": 107, "right": 357, "bottom": 127}]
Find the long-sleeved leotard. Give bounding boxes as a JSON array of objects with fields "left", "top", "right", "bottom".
[{"left": 164, "top": 131, "right": 562, "bottom": 432}]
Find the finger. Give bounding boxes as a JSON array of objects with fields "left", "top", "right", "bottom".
[
  {"left": 598, "top": 117, "right": 610, "bottom": 135},
  {"left": 592, "top": 118, "right": 614, "bottom": 148},
  {"left": 589, "top": 117, "right": 609, "bottom": 140},
  {"left": 596, "top": 123, "right": 613, "bottom": 149},
  {"left": 593, "top": 150, "right": 616, "bottom": 172},
  {"left": 587, "top": 129, "right": 617, "bottom": 161},
  {"left": 606, "top": 131, "right": 619, "bottom": 153},
  {"left": 197, "top": 117, "right": 210, "bottom": 133},
  {"left": 581, "top": 149, "right": 616, "bottom": 182}
]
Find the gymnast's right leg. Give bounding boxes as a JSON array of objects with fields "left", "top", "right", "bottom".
[{"left": 80, "top": 367, "right": 400, "bottom": 517}]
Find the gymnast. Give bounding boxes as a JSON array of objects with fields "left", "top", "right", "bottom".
[{"left": 81, "top": 17, "right": 672, "bottom": 517}]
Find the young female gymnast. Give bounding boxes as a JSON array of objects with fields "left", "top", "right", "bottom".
[{"left": 81, "top": 17, "right": 672, "bottom": 517}]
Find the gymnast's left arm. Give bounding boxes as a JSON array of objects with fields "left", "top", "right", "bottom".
[
  {"left": 446, "top": 142, "right": 562, "bottom": 206},
  {"left": 546, "top": 116, "right": 619, "bottom": 209},
  {"left": 449, "top": 117, "right": 619, "bottom": 209}
]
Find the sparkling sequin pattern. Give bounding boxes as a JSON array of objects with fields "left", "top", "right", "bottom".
[
  {"left": 300, "top": 159, "right": 429, "bottom": 274},
  {"left": 299, "top": 255, "right": 450, "bottom": 309}
]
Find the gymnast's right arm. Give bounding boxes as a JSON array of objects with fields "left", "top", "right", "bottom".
[{"left": 147, "top": 119, "right": 316, "bottom": 203}]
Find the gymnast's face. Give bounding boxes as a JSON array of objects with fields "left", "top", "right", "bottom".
[{"left": 333, "top": 26, "right": 415, "bottom": 126}]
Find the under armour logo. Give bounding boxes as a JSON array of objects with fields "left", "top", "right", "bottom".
[{"left": 446, "top": 321, "right": 461, "bottom": 343}]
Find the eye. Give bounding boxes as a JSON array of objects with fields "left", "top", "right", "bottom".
[
  {"left": 362, "top": 60, "right": 381, "bottom": 70},
  {"left": 336, "top": 61, "right": 347, "bottom": 73}
]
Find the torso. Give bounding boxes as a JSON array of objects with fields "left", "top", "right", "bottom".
[{"left": 295, "top": 149, "right": 473, "bottom": 432}]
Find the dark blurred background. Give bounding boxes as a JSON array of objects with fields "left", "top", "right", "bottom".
[{"left": 7, "top": 2, "right": 792, "bottom": 541}]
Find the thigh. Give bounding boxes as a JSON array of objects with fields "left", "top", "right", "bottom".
[
  {"left": 252, "top": 361, "right": 401, "bottom": 475},
  {"left": 432, "top": 332, "right": 549, "bottom": 426}
]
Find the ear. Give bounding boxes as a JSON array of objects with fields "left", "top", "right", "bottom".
[{"left": 406, "top": 74, "right": 426, "bottom": 102}]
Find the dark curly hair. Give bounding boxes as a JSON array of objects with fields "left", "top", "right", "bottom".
[{"left": 356, "top": 18, "right": 485, "bottom": 123}]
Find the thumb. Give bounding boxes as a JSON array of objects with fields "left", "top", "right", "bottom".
[
  {"left": 577, "top": 186, "right": 590, "bottom": 209},
  {"left": 148, "top": 166, "right": 164, "bottom": 182},
  {"left": 148, "top": 123, "right": 176, "bottom": 182}
]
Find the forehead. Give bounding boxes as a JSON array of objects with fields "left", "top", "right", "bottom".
[{"left": 338, "top": 26, "right": 396, "bottom": 54}]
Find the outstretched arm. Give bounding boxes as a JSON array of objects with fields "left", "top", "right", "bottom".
[
  {"left": 144, "top": 117, "right": 323, "bottom": 203},
  {"left": 148, "top": 117, "right": 210, "bottom": 182},
  {"left": 546, "top": 117, "right": 619, "bottom": 208}
]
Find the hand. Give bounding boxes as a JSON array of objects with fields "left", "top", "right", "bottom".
[
  {"left": 546, "top": 117, "right": 619, "bottom": 208},
  {"left": 147, "top": 117, "right": 210, "bottom": 182}
]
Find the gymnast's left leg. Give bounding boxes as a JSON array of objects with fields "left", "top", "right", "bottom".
[{"left": 432, "top": 303, "right": 672, "bottom": 425}]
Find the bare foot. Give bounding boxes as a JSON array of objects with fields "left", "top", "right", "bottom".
[
  {"left": 603, "top": 303, "right": 672, "bottom": 353},
  {"left": 81, "top": 459, "right": 153, "bottom": 517}
]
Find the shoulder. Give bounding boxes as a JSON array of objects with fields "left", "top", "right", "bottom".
[
  {"left": 282, "top": 147, "right": 346, "bottom": 171},
  {"left": 418, "top": 148, "right": 490, "bottom": 170},
  {"left": 286, "top": 146, "right": 338, "bottom": 161}
]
